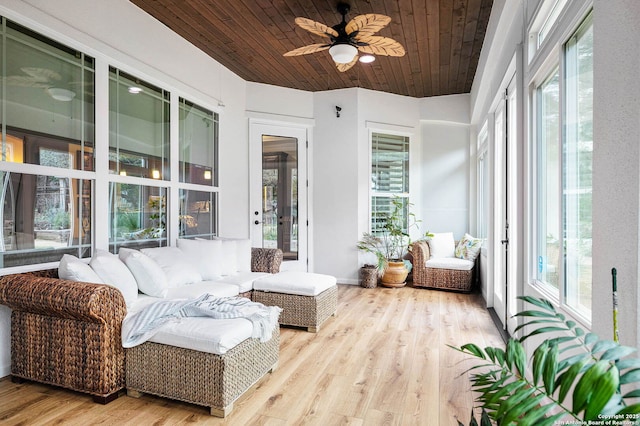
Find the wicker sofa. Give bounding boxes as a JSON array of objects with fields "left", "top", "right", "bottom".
[{"left": 0, "top": 247, "right": 283, "bottom": 406}]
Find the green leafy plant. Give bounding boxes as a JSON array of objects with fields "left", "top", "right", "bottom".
[
  {"left": 453, "top": 296, "right": 640, "bottom": 425},
  {"left": 357, "top": 197, "right": 431, "bottom": 271}
]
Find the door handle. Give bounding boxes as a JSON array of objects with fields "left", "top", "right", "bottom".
[{"left": 254, "top": 220, "right": 262, "bottom": 225}]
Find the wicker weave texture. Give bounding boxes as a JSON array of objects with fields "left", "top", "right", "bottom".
[
  {"left": 253, "top": 285, "right": 337, "bottom": 330},
  {"left": 251, "top": 248, "right": 283, "bottom": 273},
  {"left": 0, "top": 270, "right": 126, "bottom": 397},
  {"left": 411, "top": 241, "right": 474, "bottom": 292},
  {"left": 125, "top": 328, "right": 279, "bottom": 415}
]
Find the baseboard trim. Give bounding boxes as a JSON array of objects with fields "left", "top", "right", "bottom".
[{"left": 487, "top": 307, "right": 510, "bottom": 344}]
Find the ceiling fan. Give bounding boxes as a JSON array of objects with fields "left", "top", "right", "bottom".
[
  {"left": 283, "top": 2, "right": 405, "bottom": 72},
  {"left": 6, "top": 67, "right": 85, "bottom": 101}
]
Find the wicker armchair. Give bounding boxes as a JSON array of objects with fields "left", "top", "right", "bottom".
[
  {"left": 0, "top": 269, "right": 127, "bottom": 403},
  {"left": 411, "top": 240, "right": 476, "bottom": 292}
]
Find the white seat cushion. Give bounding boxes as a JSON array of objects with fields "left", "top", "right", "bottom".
[
  {"left": 164, "top": 281, "right": 240, "bottom": 299},
  {"left": 426, "top": 257, "right": 474, "bottom": 271},
  {"left": 125, "top": 295, "right": 253, "bottom": 355},
  {"left": 253, "top": 271, "right": 337, "bottom": 296},
  {"left": 148, "top": 317, "right": 252, "bottom": 355},
  {"left": 214, "top": 272, "right": 269, "bottom": 293}
]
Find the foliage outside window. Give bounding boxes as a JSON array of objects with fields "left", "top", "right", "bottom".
[
  {"left": 109, "top": 68, "right": 169, "bottom": 180},
  {"left": 371, "top": 132, "right": 410, "bottom": 234},
  {"left": 534, "top": 13, "right": 592, "bottom": 320},
  {"left": 109, "top": 183, "right": 167, "bottom": 253},
  {"left": 0, "top": 18, "right": 95, "bottom": 267},
  {"left": 179, "top": 98, "right": 218, "bottom": 186},
  {"left": 178, "top": 190, "right": 217, "bottom": 239}
]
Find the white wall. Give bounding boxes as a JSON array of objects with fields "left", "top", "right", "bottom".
[
  {"left": 420, "top": 122, "right": 471, "bottom": 238},
  {"left": 591, "top": 0, "right": 640, "bottom": 346},
  {"left": 312, "top": 89, "right": 360, "bottom": 282}
]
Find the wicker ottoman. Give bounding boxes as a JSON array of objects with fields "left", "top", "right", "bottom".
[
  {"left": 252, "top": 271, "right": 337, "bottom": 332},
  {"left": 126, "top": 319, "right": 279, "bottom": 417}
]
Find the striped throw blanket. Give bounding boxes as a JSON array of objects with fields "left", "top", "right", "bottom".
[{"left": 122, "top": 294, "right": 282, "bottom": 348}]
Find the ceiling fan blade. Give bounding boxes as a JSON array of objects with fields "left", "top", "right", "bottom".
[
  {"left": 294, "top": 17, "right": 339, "bottom": 39},
  {"left": 21, "top": 67, "right": 61, "bottom": 82},
  {"left": 356, "top": 35, "right": 405, "bottom": 57},
  {"left": 5, "top": 76, "right": 50, "bottom": 88},
  {"left": 336, "top": 55, "right": 358, "bottom": 72},
  {"left": 346, "top": 14, "right": 391, "bottom": 36},
  {"left": 284, "top": 43, "right": 331, "bottom": 57}
]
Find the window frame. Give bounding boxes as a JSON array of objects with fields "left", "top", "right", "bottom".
[
  {"left": 528, "top": 4, "right": 593, "bottom": 324},
  {"left": 369, "top": 129, "right": 411, "bottom": 235}
]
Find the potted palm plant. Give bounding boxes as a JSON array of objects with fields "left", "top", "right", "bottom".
[
  {"left": 452, "top": 296, "right": 640, "bottom": 425},
  {"left": 357, "top": 197, "right": 430, "bottom": 287}
]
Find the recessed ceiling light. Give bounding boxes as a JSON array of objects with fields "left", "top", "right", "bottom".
[
  {"left": 128, "top": 86, "right": 143, "bottom": 94},
  {"left": 359, "top": 55, "right": 376, "bottom": 63}
]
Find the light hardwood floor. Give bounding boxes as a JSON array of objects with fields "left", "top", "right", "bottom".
[{"left": 0, "top": 284, "right": 504, "bottom": 426}]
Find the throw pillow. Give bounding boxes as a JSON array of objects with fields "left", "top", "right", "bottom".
[
  {"left": 455, "top": 233, "right": 483, "bottom": 262},
  {"left": 140, "top": 246, "right": 202, "bottom": 287},
  {"left": 89, "top": 250, "right": 139, "bottom": 306},
  {"left": 119, "top": 248, "right": 168, "bottom": 298},
  {"left": 177, "top": 238, "right": 224, "bottom": 280},
  {"left": 429, "top": 232, "right": 456, "bottom": 258},
  {"left": 58, "top": 254, "right": 103, "bottom": 284}
]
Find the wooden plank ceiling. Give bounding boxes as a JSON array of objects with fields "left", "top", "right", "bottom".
[{"left": 130, "top": 0, "right": 493, "bottom": 98}]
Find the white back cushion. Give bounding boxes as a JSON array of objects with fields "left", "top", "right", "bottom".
[
  {"left": 89, "top": 250, "right": 138, "bottom": 306},
  {"left": 429, "top": 232, "right": 456, "bottom": 258},
  {"left": 58, "top": 254, "right": 103, "bottom": 284},
  {"left": 219, "top": 239, "right": 237, "bottom": 276},
  {"left": 177, "top": 238, "right": 223, "bottom": 280},
  {"left": 119, "top": 248, "right": 168, "bottom": 298},
  {"left": 234, "top": 239, "right": 252, "bottom": 273},
  {"left": 140, "top": 246, "right": 202, "bottom": 287}
]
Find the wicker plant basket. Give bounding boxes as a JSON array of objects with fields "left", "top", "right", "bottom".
[{"left": 360, "top": 265, "right": 378, "bottom": 288}]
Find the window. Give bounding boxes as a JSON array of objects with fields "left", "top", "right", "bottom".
[
  {"left": 371, "top": 132, "right": 409, "bottom": 233},
  {"left": 179, "top": 190, "right": 217, "bottom": 238},
  {"left": 109, "top": 183, "right": 167, "bottom": 252},
  {"left": 536, "top": 68, "right": 561, "bottom": 291},
  {"left": 1, "top": 16, "right": 221, "bottom": 266},
  {"left": 0, "top": 18, "right": 95, "bottom": 267},
  {"left": 528, "top": 0, "right": 569, "bottom": 62},
  {"left": 477, "top": 124, "right": 489, "bottom": 239},
  {"left": 179, "top": 98, "right": 218, "bottom": 186},
  {"left": 533, "top": 12, "right": 592, "bottom": 320},
  {"left": 564, "top": 14, "right": 593, "bottom": 317},
  {"left": 109, "top": 68, "right": 169, "bottom": 179}
]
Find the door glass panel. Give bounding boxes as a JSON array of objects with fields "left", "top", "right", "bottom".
[{"left": 262, "top": 135, "right": 298, "bottom": 260}]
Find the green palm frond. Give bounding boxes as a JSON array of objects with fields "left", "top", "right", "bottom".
[{"left": 452, "top": 296, "right": 640, "bottom": 425}]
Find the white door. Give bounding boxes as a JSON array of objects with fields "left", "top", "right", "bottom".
[
  {"left": 493, "top": 96, "right": 508, "bottom": 327},
  {"left": 493, "top": 76, "right": 518, "bottom": 335},
  {"left": 249, "top": 122, "right": 308, "bottom": 271}
]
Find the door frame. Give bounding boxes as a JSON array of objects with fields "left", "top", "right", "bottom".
[
  {"left": 488, "top": 52, "right": 521, "bottom": 336},
  {"left": 248, "top": 115, "right": 313, "bottom": 271}
]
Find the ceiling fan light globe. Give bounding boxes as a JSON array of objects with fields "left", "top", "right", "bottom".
[
  {"left": 46, "top": 87, "right": 76, "bottom": 102},
  {"left": 329, "top": 44, "right": 357, "bottom": 64}
]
